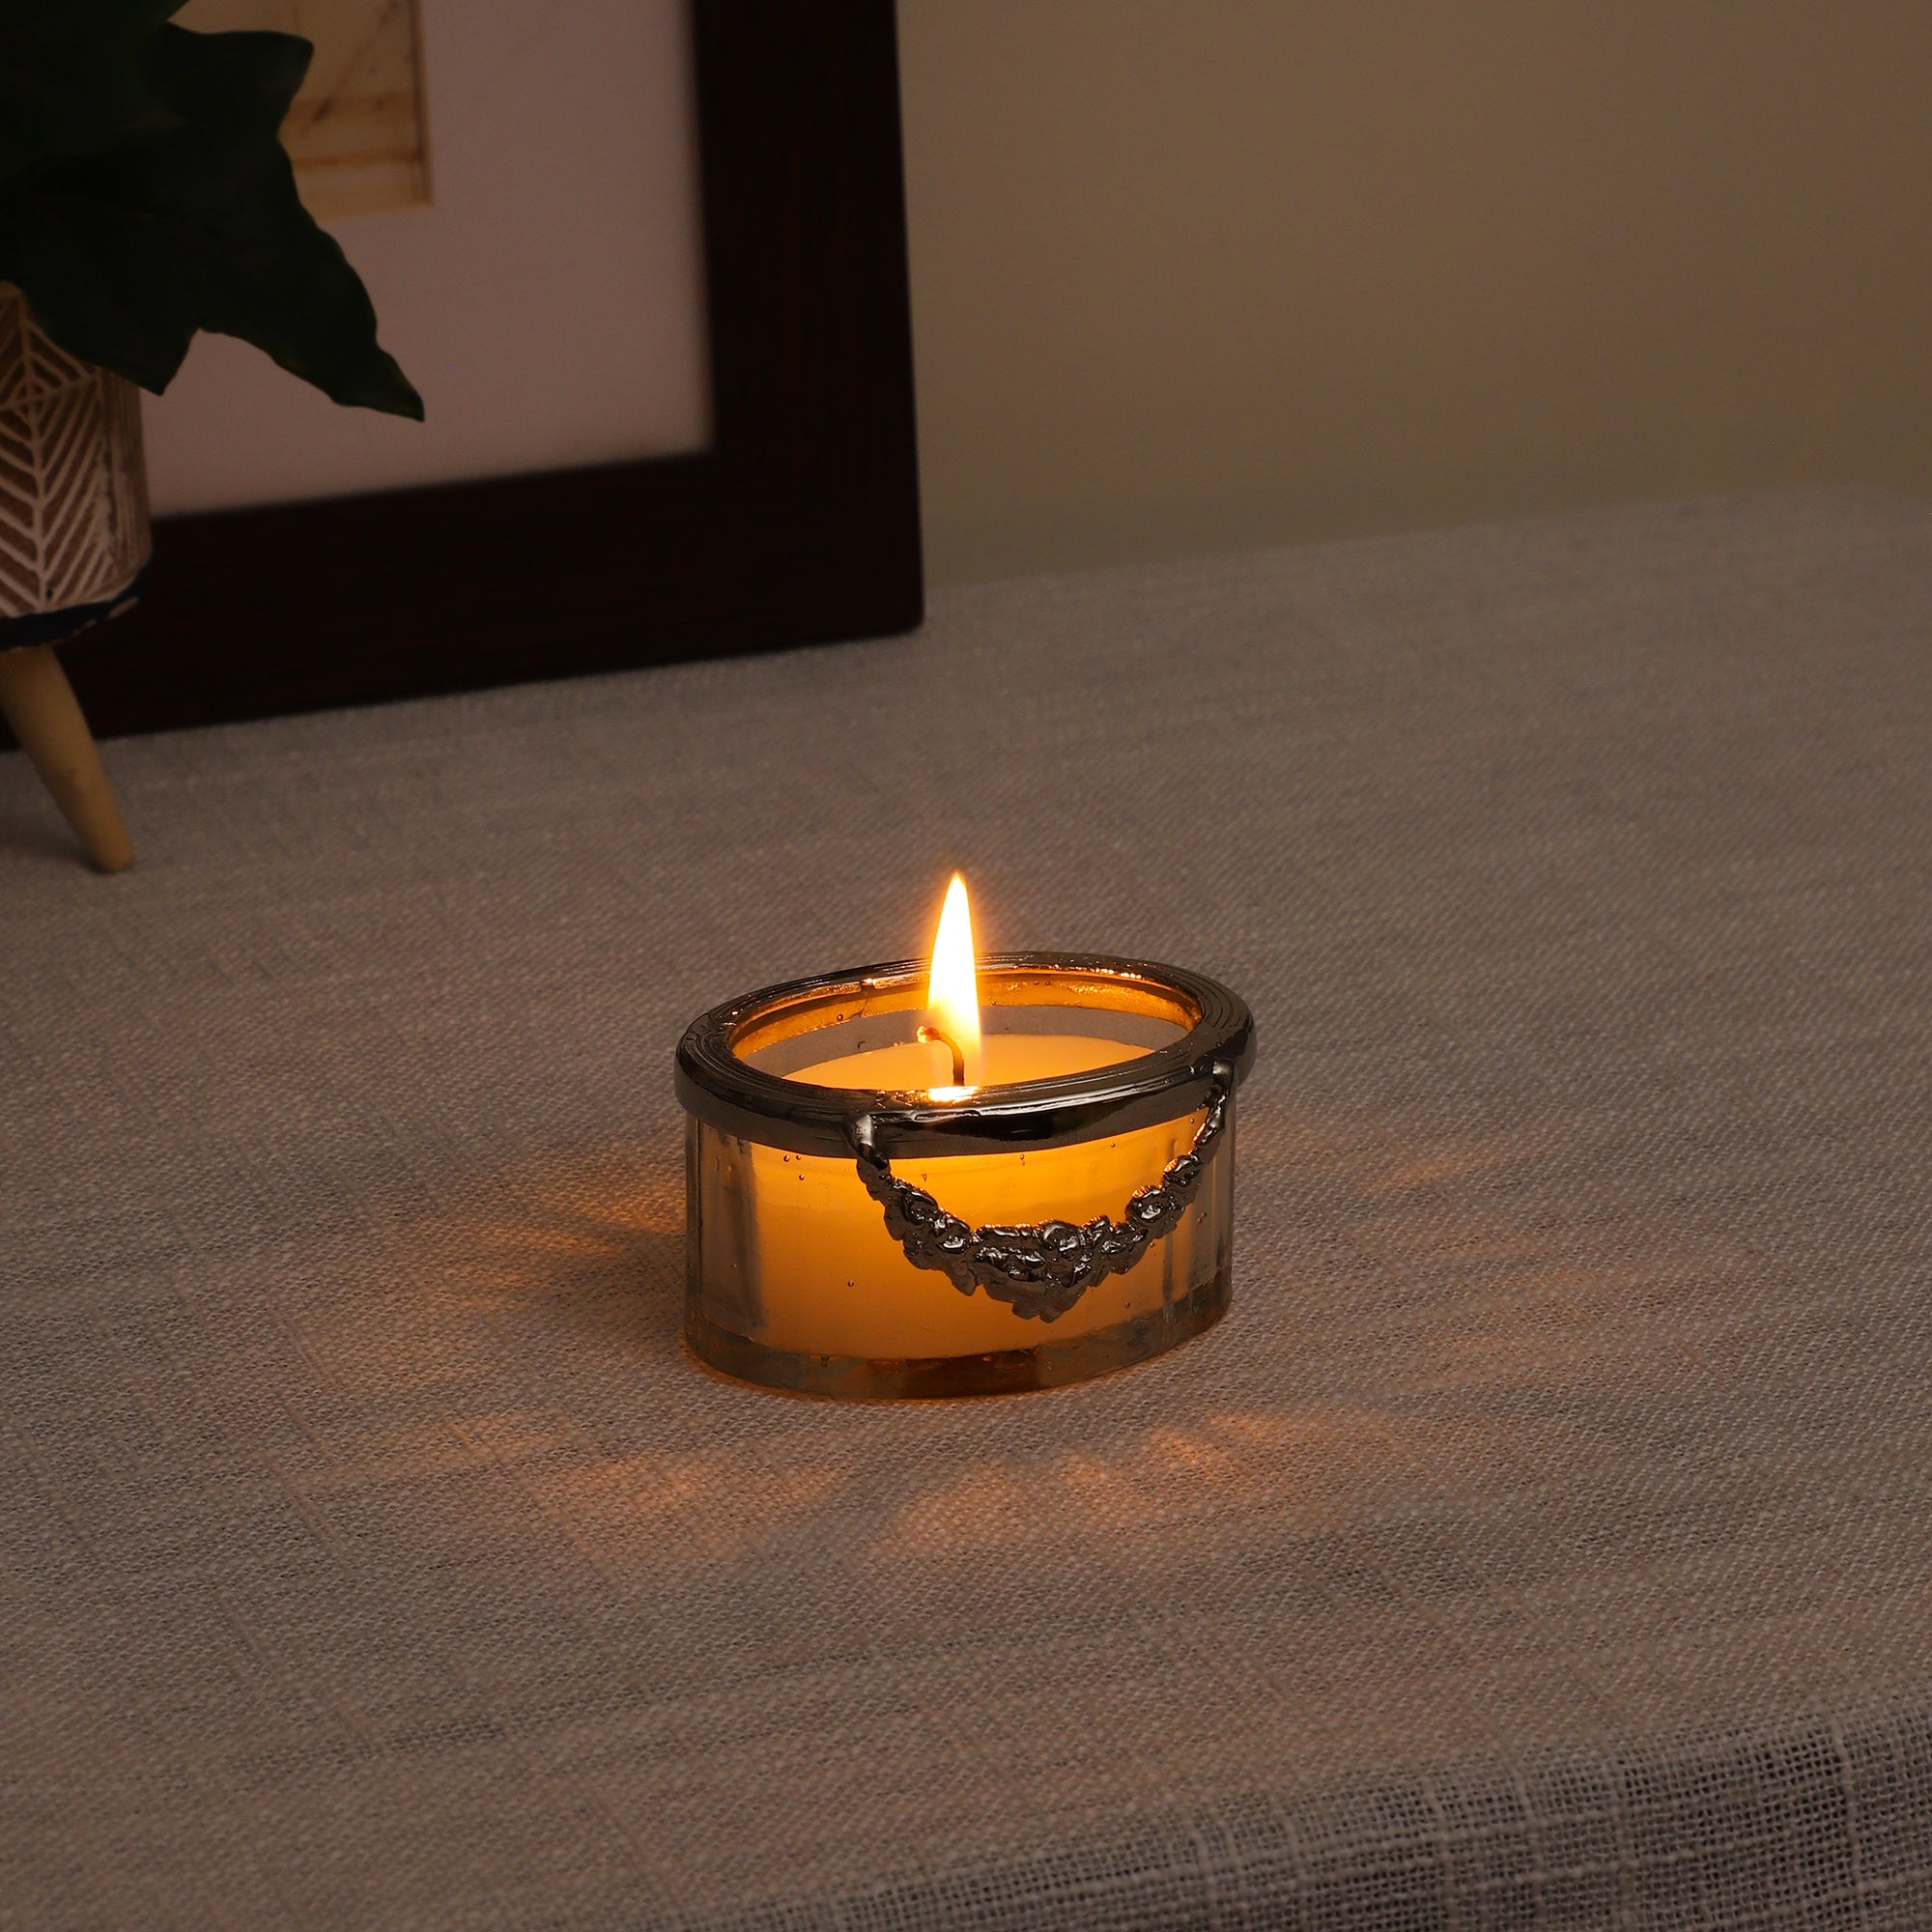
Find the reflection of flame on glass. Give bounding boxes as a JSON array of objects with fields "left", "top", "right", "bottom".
[{"left": 921, "top": 872, "right": 982, "bottom": 1097}]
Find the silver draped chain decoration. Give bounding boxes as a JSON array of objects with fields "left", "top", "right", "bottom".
[{"left": 848, "top": 1066, "right": 1232, "bottom": 1323}]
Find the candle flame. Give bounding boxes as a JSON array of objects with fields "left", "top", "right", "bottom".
[{"left": 925, "top": 872, "right": 982, "bottom": 1093}]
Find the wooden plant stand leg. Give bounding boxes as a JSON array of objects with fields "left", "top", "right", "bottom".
[{"left": 0, "top": 645, "right": 134, "bottom": 872}]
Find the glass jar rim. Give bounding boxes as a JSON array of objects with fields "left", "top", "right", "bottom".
[{"left": 675, "top": 952, "right": 1256, "bottom": 1159}]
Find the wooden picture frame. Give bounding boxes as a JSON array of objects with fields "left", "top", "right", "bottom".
[{"left": 52, "top": 0, "right": 923, "bottom": 741}]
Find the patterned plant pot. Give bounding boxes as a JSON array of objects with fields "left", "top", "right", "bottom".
[
  {"left": 0, "top": 282, "right": 153, "bottom": 647},
  {"left": 0, "top": 283, "right": 146, "bottom": 870}
]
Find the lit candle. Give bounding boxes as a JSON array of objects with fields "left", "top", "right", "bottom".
[
  {"left": 677, "top": 876, "right": 1256, "bottom": 1397},
  {"left": 787, "top": 875, "right": 1139, "bottom": 1095}
]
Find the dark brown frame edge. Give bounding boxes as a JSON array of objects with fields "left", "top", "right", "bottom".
[{"left": 51, "top": 0, "right": 923, "bottom": 741}]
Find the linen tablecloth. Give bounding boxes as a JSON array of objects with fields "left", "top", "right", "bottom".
[{"left": 5, "top": 492, "right": 1930, "bottom": 1928}]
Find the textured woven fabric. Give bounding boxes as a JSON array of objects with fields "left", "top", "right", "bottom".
[{"left": 4, "top": 491, "right": 1930, "bottom": 1928}]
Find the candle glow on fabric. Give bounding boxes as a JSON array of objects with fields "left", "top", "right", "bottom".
[{"left": 681, "top": 876, "right": 1231, "bottom": 1364}]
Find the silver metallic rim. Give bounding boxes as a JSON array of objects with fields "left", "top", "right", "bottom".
[{"left": 674, "top": 952, "right": 1256, "bottom": 1161}]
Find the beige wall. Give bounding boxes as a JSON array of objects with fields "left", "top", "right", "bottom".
[{"left": 898, "top": 2, "right": 1932, "bottom": 583}]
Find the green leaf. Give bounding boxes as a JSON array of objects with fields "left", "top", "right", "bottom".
[
  {"left": 141, "top": 15, "right": 309, "bottom": 135},
  {"left": 0, "top": 0, "right": 187, "bottom": 183},
  {"left": 0, "top": 183, "right": 197, "bottom": 391},
  {"left": 0, "top": 24, "right": 422, "bottom": 419}
]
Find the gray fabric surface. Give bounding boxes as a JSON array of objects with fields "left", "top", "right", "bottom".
[{"left": 4, "top": 490, "right": 1931, "bottom": 1929}]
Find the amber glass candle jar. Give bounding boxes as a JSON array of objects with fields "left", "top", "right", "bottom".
[{"left": 676, "top": 953, "right": 1256, "bottom": 1398}]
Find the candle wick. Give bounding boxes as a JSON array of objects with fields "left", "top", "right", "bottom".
[{"left": 917, "top": 1024, "right": 967, "bottom": 1087}]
